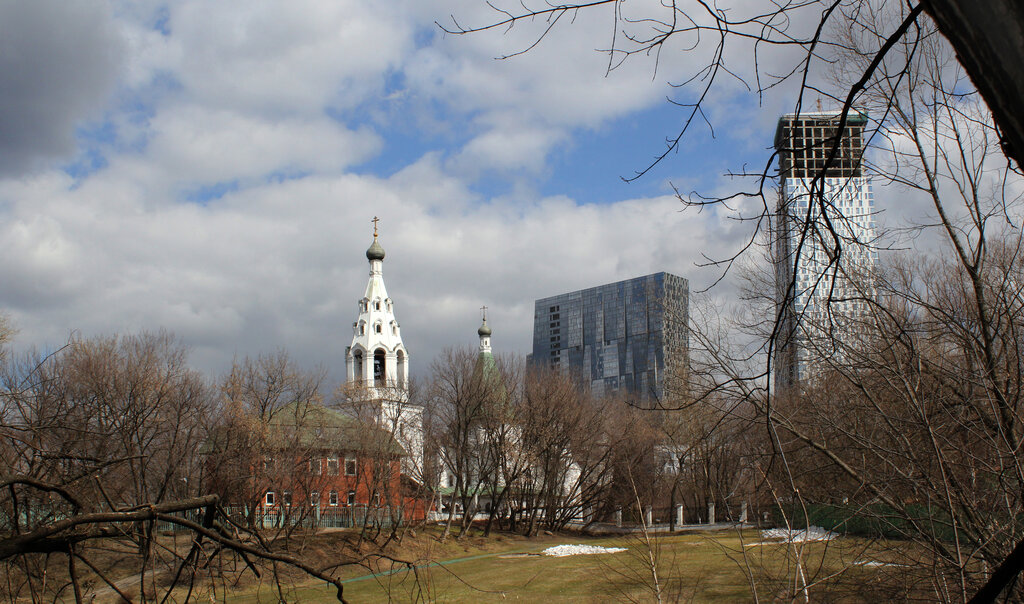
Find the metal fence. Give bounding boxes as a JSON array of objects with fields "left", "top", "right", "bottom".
[{"left": 595, "top": 503, "right": 752, "bottom": 528}]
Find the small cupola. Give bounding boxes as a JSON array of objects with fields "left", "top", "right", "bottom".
[
  {"left": 366, "top": 238, "right": 385, "bottom": 261},
  {"left": 478, "top": 306, "right": 492, "bottom": 354}
]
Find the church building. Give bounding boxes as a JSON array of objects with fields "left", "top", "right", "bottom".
[{"left": 344, "top": 219, "right": 425, "bottom": 482}]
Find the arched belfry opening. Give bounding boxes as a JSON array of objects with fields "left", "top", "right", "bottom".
[
  {"left": 353, "top": 349, "right": 364, "bottom": 382},
  {"left": 373, "top": 348, "right": 386, "bottom": 386},
  {"left": 396, "top": 349, "right": 406, "bottom": 386}
]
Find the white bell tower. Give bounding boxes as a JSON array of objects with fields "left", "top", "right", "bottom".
[
  {"left": 345, "top": 217, "right": 409, "bottom": 394},
  {"left": 345, "top": 217, "right": 423, "bottom": 479}
]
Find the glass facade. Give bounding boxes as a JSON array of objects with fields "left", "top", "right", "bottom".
[
  {"left": 531, "top": 272, "right": 689, "bottom": 402},
  {"left": 773, "top": 111, "right": 875, "bottom": 390}
]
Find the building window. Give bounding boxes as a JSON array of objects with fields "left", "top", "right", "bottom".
[
  {"left": 327, "top": 457, "right": 339, "bottom": 476},
  {"left": 311, "top": 491, "right": 319, "bottom": 507},
  {"left": 310, "top": 457, "right": 321, "bottom": 475},
  {"left": 282, "top": 491, "right": 292, "bottom": 506},
  {"left": 345, "top": 457, "right": 357, "bottom": 476},
  {"left": 375, "top": 323, "right": 382, "bottom": 334},
  {"left": 347, "top": 490, "right": 357, "bottom": 506},
  {"left": 265, "top": 491, "right": 275, "bottom": 507},
  {"left": 374, "top": 300, "right": 381, "bottom": 310},
  {"left": 329, "top": 490, "right": 338, "bottom": 506}
]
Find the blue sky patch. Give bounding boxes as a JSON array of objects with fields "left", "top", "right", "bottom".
[{"left": 183, "top": 180, "right": 240, "bottom": 204}]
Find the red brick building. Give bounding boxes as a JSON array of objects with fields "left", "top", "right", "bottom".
[{"left": 204, "top": 401, "right": 424, "bottom": 525}]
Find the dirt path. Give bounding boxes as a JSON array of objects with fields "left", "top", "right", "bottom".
[{"left": 85, "top": 572, "right": 142, "bottom": 603}]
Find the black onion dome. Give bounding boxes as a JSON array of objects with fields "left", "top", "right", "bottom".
[{"left": 366, "top": 238, "right": 386, "bottom": 261}]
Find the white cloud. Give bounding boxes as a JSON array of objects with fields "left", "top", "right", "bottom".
[
  {"left": 449, "top": 123, "right": 567, "bottom": 175},
  {"left": 0, "top": 0, "right": 123, "bottom": 174},
  {"left": 163, "top": 0, "right": 412, "bottom": 115},
  {"left": 143, "top": 106, "right": 383, "bottom": 185},
  {"left": 0, "top": 0, "right": 921, "bottom": 392},
  {"left": 0, "top": 148, "right": 736, "bottom": 388}
]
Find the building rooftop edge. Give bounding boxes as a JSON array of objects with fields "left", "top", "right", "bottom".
[
  {"left": 774, "top": 109, "right": 869, "bottom": 148},
  {"left": 777, "top": 109, "right": 869, "bottom": 119},
  {"left": 533, "top": 271, "right": 688, "bottom": 305}
]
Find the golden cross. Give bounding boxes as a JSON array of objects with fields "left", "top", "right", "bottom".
[
  {"left": 371, "top": 216, "right": 380, "bottom": 238},
  {"left": 481, "top": 305, "right": 488, "bottom": 321}
]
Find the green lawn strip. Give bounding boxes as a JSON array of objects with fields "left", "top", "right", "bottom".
[
  {"left": 340, "top": 548, "right": 538, "bottom": 583},
  {"left": 220, "top": 530, "right": 893, "bottom": 603},
  {"left": 347, "top": 546, "right": 621, "bottom": 602},
  {"left": 344, "top": 532, "right": 755, "bottom": 603},
  {"left": 220, "top": 533, "right": 578, "bottom": 602}
]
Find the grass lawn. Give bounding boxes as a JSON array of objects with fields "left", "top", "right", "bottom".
[{"left": 221, "top": 529, "right": 900, "bottom": 603}]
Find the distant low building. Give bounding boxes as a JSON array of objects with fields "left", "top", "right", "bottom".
[
  {"left": 530, "top": 272, "right": 689, "bottom": 402},
  {"left": 202, "top": 400, "right": 415, "bottom": 526}
]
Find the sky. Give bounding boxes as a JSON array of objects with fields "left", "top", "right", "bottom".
[{"left": 0, "top": 0, "right": 913, "bottom": 388}]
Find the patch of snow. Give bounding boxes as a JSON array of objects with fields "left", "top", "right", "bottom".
[
  {"left": 855, "top": 559, "right": 905, "bottom": 568},
  {"left": 747, "top": 526, "right": 837, "bottom": 547},
  {"left": 542, "top": 544, "right": 627, "bottom": 557}
]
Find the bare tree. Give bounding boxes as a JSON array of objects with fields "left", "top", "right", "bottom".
[
  {"left": 513, "top": 368, "right": 648, "bottom": 535},
  {"left": 426, "top": 350, "right": 631, "bottom": 537},
  {"left": 439, "top": 1, "right": 1024, "bottom": 171},
  {"left": 0, "top": 331, "right": 212, "bottom": 597},
  {"left": 0, "top": 335, "right": 404, "bottom": 603},
  {"left": 208, "top": 352, "right": 326, "bottom": 532},
  {"left": 425, "top": 347, "right": 497, "bottom": 539},
  {"left": 221, "top": 350, "right": 323, "bottom": 422},
  {"left": 330, "top": 381, "right": 411, "bottom": 544},
  {"left": 444, "top": 1, "right": 1024, "bottom": 598},
  {"left": 761, "top": 9, "right": 1024, "bottom": 599},
  {"left": 470, "top": 353, "right": 528, "bottom": 536}
]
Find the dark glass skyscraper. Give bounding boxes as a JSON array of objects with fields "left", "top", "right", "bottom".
[{"left": 530, "top": 272, "right": 688, "bottom": 402}]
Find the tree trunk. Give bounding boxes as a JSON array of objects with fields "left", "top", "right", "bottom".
[{"left": 924, "top": 1, "right": 1024, "bottom": 169}]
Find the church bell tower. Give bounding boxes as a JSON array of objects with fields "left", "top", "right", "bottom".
[
  {"left": 344, "top": 218, "right": 423, "bottom": 479},
  {"left": 345, "top": 217, "right": 409, "bottom": 394}
]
